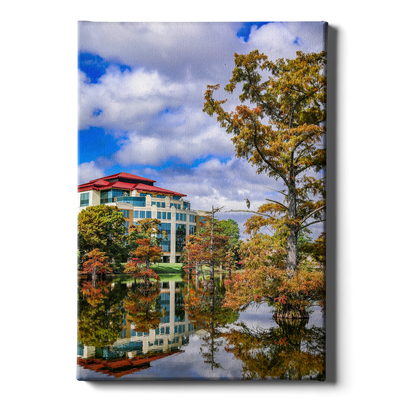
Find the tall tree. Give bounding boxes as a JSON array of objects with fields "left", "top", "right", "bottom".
[
  {"left": 81, "top": 248, "right": 113, "bottom": 286},
  {"left": 218, "top": 219, "right": 242, "bottom": 263},
  {"left": 124, "top": 218, "right": 163, "bottom": 286},
  {"left": 203, "top": 50, "right": 326, "bottom": 273},
  {"left": 182, "top": 208, "right": 235, "bottom": 282},
  {"left": 78, "top": 205, "right": 126, "bottom": 267}
]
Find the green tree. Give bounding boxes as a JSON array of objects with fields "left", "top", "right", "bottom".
[
  {"left": 203, "top": 50, "right": 326, "bottom": 273},
  {"left": 78, "top": 205, "right": 126, "bottom": 268},
  {"left": 182, "top": 207, "right": 235, "bottom": 282},
  {"left": 218, "top": 219, "right": 242, "bottom": 262}
]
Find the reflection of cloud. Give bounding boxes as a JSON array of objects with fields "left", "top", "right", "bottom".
[{"left": 121, "top": 335, "right": 243, "bottom": 380}]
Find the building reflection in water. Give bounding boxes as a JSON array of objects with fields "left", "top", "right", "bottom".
[{"left": 78, "top": 280, "right": 196, "bottom": 363}]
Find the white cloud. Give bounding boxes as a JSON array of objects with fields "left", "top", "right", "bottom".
[
  {"left": 113, "top": 122, "right": 234, "bottom": 167},
  {"left": 78, "top": 161, "right": 105, "bottom": 184},
  {"left": 79, "top": 22, "right": 245, "bottom": 82},
  {"left": 79, "top": 67, "right": 191, "bottom": 131},
  {"left": 245, "top": 22, "right": 326, "bottom": 60},
  {"left": 138, "top": 157, "right": 285, "bottom": 237}
]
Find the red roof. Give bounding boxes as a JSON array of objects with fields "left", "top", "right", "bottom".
[
  {"left": 78, "top": 172, "right": 186, "bottom": 197},
  {"left": 89, "top": 172, "right": 155, "bottom": 183},
  {"left": 135, "top": 183, "right": 186, "bottom": 197}
]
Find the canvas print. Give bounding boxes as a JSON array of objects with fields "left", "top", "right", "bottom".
[{"left": 77, "top": 22, "right": 327, "bottom": 381}]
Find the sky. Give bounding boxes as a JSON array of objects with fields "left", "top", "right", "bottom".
[{"left": 78, "top": 21, "right": 326, "bottom": 237}]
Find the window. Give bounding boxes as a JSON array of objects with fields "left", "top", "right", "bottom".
[
  {"left": 101, "top": 189, "right": 130, "bottom": 203},
  {"left": 152, "top": 201, "right": 156, "bottom": 206},
  {"left": 134, "top": 211, "right": 139, "bottom": 218},
  {"left": 183, "top": 202, "right": 190, "bottom": 210},
  {"left": 189, "top": 225, "right": 196, "bottom": 235},
  {"left": 122, "top": 209, "right": 130, "bottom": 218},
  {"left": 157, "top": 222, "right": 171, "bottom": 252},
  {"left": 157, "top": 211, "right": 161, "bottom": 219},
  {"left": 162, "top": 212, "right": 166, "bottom": 219},
  {"left": 189, "top": 215, "right": 196, "bottom": 222},
  {"left": 140, "top": 211, "right": 145, "bottom": 218},
  {"left": 167, "top": 212, "right": 171, "bottom": 220},
  {"left": 173, "top": 196, "right": 181, "bottom": 200},
  {"left": 115, "top": 196, "right": 145, "bottom": 207},
  {"left": 176, "top": 213, "right": 186, "bottom": 221},
  {"left": 157, "top": 195, "right": 166, "bottom": 198},
  {"left": 176, "top": 224, "right": 186, "bottom": 252},
  {"left": 80, "top": 192, "right": 89, "bottom": 207},
  {"left": 146, "top": 211, "right": 152, "bottom": 218}
]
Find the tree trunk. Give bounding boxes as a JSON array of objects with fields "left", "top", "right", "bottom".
[
  {"left": 92, "top": 267, "right": 98, "bottom": 287},
  {"left": 273, "top": 296, "right": 309, "bottom": 319},
  {"left": 286, "top": 188, "right": 298, "bottom": 274},
  {"left": 287, "top": 228, "right": 298, "bottom": 275},
  {"left": 210, "top": 208, "right": 215, "bottom": 283},
  {"left": 144, "top": 258, "right": 150, "bottom": 287}
]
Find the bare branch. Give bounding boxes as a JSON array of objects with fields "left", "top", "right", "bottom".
[
  {"left": 226, "top": 209, "right": 276, "bottom": 219},
  {"left": 264, "top": 198, "right": 288, "bottom": 210},
  {"left": 299, "top": 219, "right": 326, "bottom": 231},
  {"left": 299, "top": 205, "right": 326, "bottom": 225},
  {"left": 263, "top": 186, "right": 288, "bottom": 197}
]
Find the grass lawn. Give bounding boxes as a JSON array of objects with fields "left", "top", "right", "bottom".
[
  {"left": 115, "top": 262, "right": 184, "bottom": 274},
  {"left": 151, "top": 263, "right": 183, "bottom": 274}
]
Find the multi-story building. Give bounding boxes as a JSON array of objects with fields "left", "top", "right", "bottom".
[{"left": 78, "top": 172, "right": 207, "bottom": 263}]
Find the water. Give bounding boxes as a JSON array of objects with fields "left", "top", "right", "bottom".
[{"left": 77, "top": 274, "right": 325, "bottom": 380}]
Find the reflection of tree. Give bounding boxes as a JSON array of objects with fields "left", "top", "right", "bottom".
[
  {"left": 124, "top": 284, "right": 164, "bottom": 333},
  {"left": 223, "top": 318, "right": 325, "bottom": 380},
  {"left": 78, "top": 280, "right": 125, "bottom": 348},
  {"left": 183, "top": 276, "right": 239, "bottom": 370}
]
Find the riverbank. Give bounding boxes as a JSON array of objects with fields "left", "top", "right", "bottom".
[{"left": 82, "top": 262, "right": 242, "bottom": 277}]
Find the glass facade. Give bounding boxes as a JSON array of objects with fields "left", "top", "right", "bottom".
[
  {"left": 176, "top": 213, "right": 186, "bottom": 221},
  {"left": 100, "top": 189, "right": 130, "bottom": 204},
  {"left": 115, "top": 196, "right": 145, "bottom": 207},
  {"left": 158, "top": 222, "right": 171, "bottom": 252},
  {"left": 176, "top": 224, "right": 186, "bottom": 253},
  {"left": 122, "top": 209, "right": 130, "bottom": 218}
]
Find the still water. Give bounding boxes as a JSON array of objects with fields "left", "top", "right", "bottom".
[{"left": 77, "top": 274, "right": 325, "bottom": 380}]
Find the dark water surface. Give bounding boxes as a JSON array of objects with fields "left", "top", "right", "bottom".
[{"left": 77, "top": 274, "right": 325, "bottom": 380}]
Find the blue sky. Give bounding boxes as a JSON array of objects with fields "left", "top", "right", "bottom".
[{"left": 78, "top": 22, "right": 326, "bottom": 236}]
